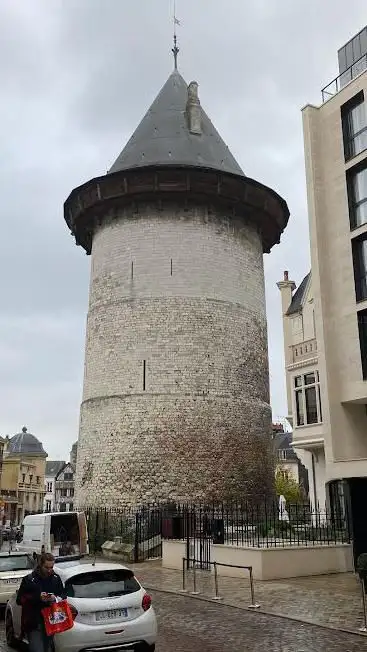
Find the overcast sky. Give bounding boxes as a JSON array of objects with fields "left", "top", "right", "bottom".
[{"left": 0, "top": 0, "right": 366, "bottom": 459}]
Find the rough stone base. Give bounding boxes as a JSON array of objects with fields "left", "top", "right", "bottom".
[{"left": 76, "top": 394, "right": 274, "bottom": 508}]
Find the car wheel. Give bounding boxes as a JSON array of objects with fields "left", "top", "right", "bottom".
[{"left": 5, "top": 612, "right": 17, "bottom": 648}]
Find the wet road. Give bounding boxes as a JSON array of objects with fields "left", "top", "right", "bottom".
[
  {"left": 1, "top": 590, "right": 366, "bottom": 651},
  {"left": 151, "top": 590, "right": 367, "bottom": 651}
]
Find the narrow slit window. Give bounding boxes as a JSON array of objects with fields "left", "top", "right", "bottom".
[
  {"left": 170, "top": 258, "right": 173, "bottom": 276},
  {"left": 131, "top": 261, "right": 134, "bottom": 279},
  {"left": 143, "top": 360, "right": 146, "bottom": 391}
]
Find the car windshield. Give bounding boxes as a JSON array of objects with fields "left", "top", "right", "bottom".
[
  {"left": 65, "top": 569, "right": 140, "bottom": 599},
  {"left": 0, "top": 555, "right": 33, "bottom": 572}
]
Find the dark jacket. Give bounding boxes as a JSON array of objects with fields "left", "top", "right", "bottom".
[{"left": 16, "top": 569, "right": 66, "bottom": 633}]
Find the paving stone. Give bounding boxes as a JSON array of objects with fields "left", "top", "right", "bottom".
[
  {"left": 133, "top": 560, "right": 367, "bottom": 634},
  {"left": 151, "top": 590, "right": 367, "bottom": 651}
]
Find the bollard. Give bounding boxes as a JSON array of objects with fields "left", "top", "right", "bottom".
[
  {"left": 192, "top": 559, "right": 199, "bottom": 595},
  {"left": 359, "top": 577, "right": 367, "bottom": 633},
  {"left": 181, "top": 557, "right": 187, "bottom": 593},
  {"left": 248, "top": 566, "right": 260, "bottom": 609},
  {"left": 213, "top": 562, "right": 222, "bottom": 601}
]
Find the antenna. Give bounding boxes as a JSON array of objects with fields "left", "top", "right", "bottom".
[{"left": 172, "top": 0, "right": 180, "bottom": 70}]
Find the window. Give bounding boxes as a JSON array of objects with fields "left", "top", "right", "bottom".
[
  {"left": 342, "top": 92, "right": 367, "bottom": 160},
  {"left": 69, "top": 488, "right": 74, "bottom": 497},
  {"left": 358, "top": 309, "right": 367, "bottom": 379},
  {"left": 36, "top": 476, "right": 40, "bottom": 484},
  {"left": 338, "top": 29, "right": 367, "bottom": 82},
  {"left": 45, "top": 500, "right": 52, "bottom": 512},
  {"left": 64, "top": 473, "right": 73, "bottom": 481},
  {"left": 0, "top": 555, "right": 33, "bottom": 572},
  {"left": 59, "top": 503, "right": 67, "bottom": 512},
  {"left": 64, "top": 569, "right": 140, "bottom": 599},
  {"left": 46, "top": 481, "right": 53, "bottom": 493},
  {"left": 348, "top": 164, "right": 367, "bottom": 229},
  {"left": 29, "top": 475, "right": 33, "bottom": 483},
  {"left": 69, "top": 503, "right": 74, "bottom": 512},
  {"left": 22, "top": 474, "right": 25, "bottom": 483},
  {"left": 352, "top": 234, "right": 367, "bottom": 301},
  {"left": 61, "top": 488, "right": 68, "bottom": 497},
  {"left": 294, "top": 371, "right": 322, "bottom": 426}
]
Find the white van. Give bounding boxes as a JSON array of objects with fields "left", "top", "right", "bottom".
[{"left": 19, "top": 512, "right": 88, "bottom": 560}]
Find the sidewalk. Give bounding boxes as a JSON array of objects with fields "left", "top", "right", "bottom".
[{"left": 131, "top": 559, "right": 367, "bottom": 635}]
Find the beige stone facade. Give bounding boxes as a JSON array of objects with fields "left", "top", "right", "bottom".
[
  {"left": 279, "top": 31, "right": 367, "bottom": 551},
  {"left": 277, "top": 271, "right": 326, "bottom": 510}
]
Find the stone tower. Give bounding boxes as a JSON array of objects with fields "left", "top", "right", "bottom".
[{"left": 64, "top": 68, "right": 289, "bottom": 508}]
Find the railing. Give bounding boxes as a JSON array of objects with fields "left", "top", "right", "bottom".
[
  {"left": 84, "top": 500, "right": 350, "bottom": 566},
  {"left": 85, "top": 506, "right": 163, "bottom": 562},
  {"left": 162, "top": 501, "right": 351, "bottom": 548},
  {"left": 322, "top": 53, "right": 367, "bottom": 102},
  {"left": 182, "top": 557, "right": 260, "bottom": 608},
  {"left": 292, "top": 338, "right": 317, "bottom": 363}
]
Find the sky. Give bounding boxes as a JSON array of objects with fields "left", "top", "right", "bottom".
[{"left": 0, "top": 0, "right": 366, "bottom": 459}]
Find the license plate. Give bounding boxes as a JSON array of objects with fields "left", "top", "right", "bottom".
[
  {"left": 3, "top": 579, "right": 19, "bottom": 585},
  {"left": 96, "top": 609, "right": 127, "bottom": 621}
]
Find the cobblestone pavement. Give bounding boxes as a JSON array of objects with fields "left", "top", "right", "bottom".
[
  {"left": 0, "top": 592, "right": 366, "bottom": 652},
  {"left": 132, "top": 560, "right": 367, "bottom": 634}
]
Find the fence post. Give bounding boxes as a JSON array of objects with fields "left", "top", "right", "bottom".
[
  {"left": 134, "top": 512, "right": 140, "bottom": 563},
  {"left": 248, "top": 566, "right": 260, "bottom": 609},
  {"left": 192, "top": 559, "right": 199, "bottom": 595},
  {"left": 213, "top": 561, "right": 222, "bottom": 600},
  {"left": 94, "top": 510, "right": 99, "bottom": 554},
  {"left": 181, "top": 557, "right": 187, "bottom": 593},
  {"left": 359, "top": 577, "right": 367, "bottom": 633}
]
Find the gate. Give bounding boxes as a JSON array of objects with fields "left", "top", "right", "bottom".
[{"left": 186, "top": 510, "right": 212, "bottom": 571}]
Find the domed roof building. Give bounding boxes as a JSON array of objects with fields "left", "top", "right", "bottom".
[
  {"left": 1, "top": 426, "right": 47, "bottom": 525},
  {"left": 7, "top": 426, "right": 47, "bottom": 457}
]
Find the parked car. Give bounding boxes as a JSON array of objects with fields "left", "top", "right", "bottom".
[
  {"left": 0, "top": 552, "right": 35, "bottom": 605},
  {"left": 5, "top": 560, "right": 157, "bottom": 651}
]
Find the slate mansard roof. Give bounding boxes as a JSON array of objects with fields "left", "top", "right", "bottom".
[
  {"left": 286, "top": 272, "right": 311, "bottom": 316},
  {"left": 108, "top": 70, "right": 245, "bottom": 178},
  {"left": 45, "top": 460, "right": 66, "bottom": 477}
]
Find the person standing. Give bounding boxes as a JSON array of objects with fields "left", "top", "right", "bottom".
[{"left": 17, "top": 552, "right": 66, "bottom": 652}]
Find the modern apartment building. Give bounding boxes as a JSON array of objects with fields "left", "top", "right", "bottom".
[{"left": 280, "top": 26, "right": 367, "bottom": 563}]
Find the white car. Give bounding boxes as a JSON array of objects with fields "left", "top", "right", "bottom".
[
  {"left": 5, "top": 560, "right": 157, "bottom": 651},
  {"left": 0, "top": 551, "right": 34, "bottom": 604}
]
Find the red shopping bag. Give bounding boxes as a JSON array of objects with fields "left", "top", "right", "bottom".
[{"left": 41, "top": 600, "right": 74, "bottom": 636}]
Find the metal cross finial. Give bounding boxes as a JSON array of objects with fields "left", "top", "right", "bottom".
[
  {"left": 172, "top": 33, "right": 179, "bottom": 70},
  {"left": 172, "top": 0, "right": 180, "bottom": 70}
]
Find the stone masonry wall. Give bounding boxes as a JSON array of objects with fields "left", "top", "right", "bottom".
[{"left": 76, "top": 201, "right": 274, "bottom": 507}]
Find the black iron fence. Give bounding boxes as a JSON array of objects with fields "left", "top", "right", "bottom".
[
  {"left": 161, "top": 501, "right": 351, "bottom": 548},
  {"left": 84, "top": 500, "right": 351, "bottom": 564},
  {"left": 85, "top": 506, "right": 162, "bottom": 563}
]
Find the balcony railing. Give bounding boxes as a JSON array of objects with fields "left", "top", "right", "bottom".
[
  {"left": 322, "top": 53, "right": 367, "bottom": 102},
  {"left": 291, "top": 338, "right": 318, "bottom": 364}
]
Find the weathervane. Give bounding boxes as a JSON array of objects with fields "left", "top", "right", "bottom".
[{"left": 172, "top": 0, "right": 180, "bottom": 70}]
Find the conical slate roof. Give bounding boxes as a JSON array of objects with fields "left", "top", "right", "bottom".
[{"left": 108, "top": 70, "right": 245, "bottom": 177}]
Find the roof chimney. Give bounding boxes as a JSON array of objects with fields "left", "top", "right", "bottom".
[{"left": 186, "top": 81, "right": 202, "bottom": 135}]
